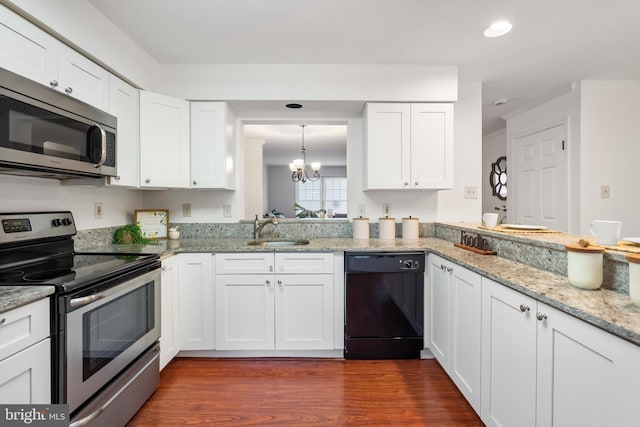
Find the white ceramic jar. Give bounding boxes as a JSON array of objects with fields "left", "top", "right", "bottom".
[
  {"left": 352, "top": 217, "right": 370, "bottom": 240},
  {"left": 627, "top": 254, "right": 640, "bottom": 307},
  {"left": 565, "top": 244, "right": 604, "bottom": 290},
  {"left": 378, "top": 217, "right": 396, "bottom": 240},
  {"left": 402, "top": 217, "right": 419, "bottom": 240}
]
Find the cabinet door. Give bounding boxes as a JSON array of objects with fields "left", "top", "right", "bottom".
[
  {"left": 215, "top": 274, "right": 275, "bottom": 350},
  {"left": 0, "top": 298, "right": 49, "bottom": 361},
  {"left": 449, "top": 264, "right": 481, "bottom": 414},
  {"left": 363, "top": 103, "right": 411, "bottom": 190},
  {"left": 160, "top": 256, "right": 179, "bottom": 370},
  {"left": 428, "top": 254, "right": 450, "bottom": 369},
  {"left": 190, "top": 102, "right": 236, "bottom": 189},
  {"left": 178, "top": 254, "right": 214, "bottom": 350},
  {"left": 108, "top": 74, "right": 140, "bottom": 187},
  {"left": 215, "top": 253, "right": 274, "bottom": 275},
  {"left": 0, "top": 338, "right": 50, "bottom": 404},
  {"left": 139, "top": 91, "right": 190, "bottom": 188},
  {"left": 537, "top": 303, "right": 640, "bottom": 427},
  {"left": 58, "top": 44, "right": 109, "bottom": 111},
  {"left": 0, "top": 4, "right": 59, "bottom": 87},
  {"left": 275, "top": 274, "right": 334, "bottom": 350},
  {"left": 275, "top": 252, "right": 334, "bottom": 274},
  {"left": 410, "top": 103, "right": 454, "bottom": 189},
  {"left": 481, "top": 277, "right": 537, "bottom": 427}
]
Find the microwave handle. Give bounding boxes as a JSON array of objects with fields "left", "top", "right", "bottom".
[{"left": 88, "top": 124, "right": 107, "bottom": 167}]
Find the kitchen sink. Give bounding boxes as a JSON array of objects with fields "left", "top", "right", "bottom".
[{"left": 247, "top": 239, "right": 310, "bottom": 247}]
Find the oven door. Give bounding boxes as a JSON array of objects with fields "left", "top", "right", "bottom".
[{"left": 65, "top": 268, "right": 160, "bottom": 413}]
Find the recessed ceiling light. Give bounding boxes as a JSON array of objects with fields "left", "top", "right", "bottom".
[
  {"left": 484, "top": 21, "right": 512, "bottom": 38},
  {"left": 285, "top": 103, "right": 303, "bottom": 109},
  {"left": 494, "top": 98, "right": 508, "bottom": 106}
]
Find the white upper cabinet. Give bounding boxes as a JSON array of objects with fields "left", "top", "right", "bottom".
[
  {"left": 108, "top": 74, "right": 139, "bottom": 187},
  {"left": 190, "top": 102, "right": 236, "bottom": 190},
  {"left": 0, "top": 4, "right": 110, "bottom": 112},
  {"left": 0, "top": 4, "right": 58, "bottom": 87},
  {"left": 139, "top": 91, "right": 190, "bottom": 188},
  {"left": 58, "top": 44, "right": 110, "bottom": 111},
  {"left": 364, "top": 103, "right": 453, "bottom": 190}
]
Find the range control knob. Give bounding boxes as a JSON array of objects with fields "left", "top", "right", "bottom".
[
  {"left": 51, "top": 218, "right": 62, "bottom": 227},
  {"left": 62, "top": 218, "right": 72, "bottom": 226}
]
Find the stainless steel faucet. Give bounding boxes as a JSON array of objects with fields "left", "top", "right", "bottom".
[{"left": 254, "top": 214, "right": 278, "bottom": 239}]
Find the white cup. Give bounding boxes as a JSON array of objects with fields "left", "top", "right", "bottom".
[
  {"left": 482, "top": 213, "right": 499, "bottom": 228},
  {"left": 588, "top": 220, "right": 622, "bottom": 246}
]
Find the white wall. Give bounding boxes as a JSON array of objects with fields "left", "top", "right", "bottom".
[
  {"left": 244, "top": 139, "right": 265, "bottom": 219},
  {"left": 579, "top": 81, "right": 640, "bottom": 237},
  {"left": 505, "top": 85, "right": 581, "bottom": 233},
  {"left": 0, "top": 175, "right": 142, "bottom": 229},
  {"left": 482, "top": 129, "right": 507, "bottom": 221}
]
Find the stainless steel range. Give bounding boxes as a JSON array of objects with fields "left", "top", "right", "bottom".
[{"left": 0, "top": 211, "right": 161, "bottom": 426}]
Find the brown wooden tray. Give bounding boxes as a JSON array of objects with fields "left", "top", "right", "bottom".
[{"left": 454, "top": 243, "right": 497, "bottom": 255}]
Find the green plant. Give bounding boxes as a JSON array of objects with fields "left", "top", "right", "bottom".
[
  {"left": 112, "top": 224, "right": 157, "bottom": 244},
  {"left": 294, "top": 203, "right": 325, "bottom": 218},
  {"left": 494, "top": 205, "right": 507, "bottom": 212}
]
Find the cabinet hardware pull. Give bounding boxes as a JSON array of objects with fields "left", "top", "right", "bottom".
[
  {"left": 440, "top": 265, "right": 446, "bottom": 270},
  {"left": 0, "top": 318, "right": 5, "bottom": 326},
  {"left": 536, "top": 312, "right": 548, "bottom": 321},
  {"left": 446, "top": 267, "right": 453, "bottom": 273},
  {"left": 193, "top": 180, "right": 197, "bottom": 185},
  {"left": 145, "top": 178, "right": 150, "bottom": 183},
  {"left": 519, "top": 304, "right": 530, "bottom": 312},
  {"left": 65, "top": 87, "right": 73, "bottom": 94},
  {"left": 161, "top": 266, "right": 166, "bottom": 271},
  {"left": 404, "top": 182, "right": 409, "bottom": 186},
  {"left": 50, "top": 80, "right": 58, "bottom": 87},
  {"left": 415, "top": 182, "right": 419, "bottom": 186}
]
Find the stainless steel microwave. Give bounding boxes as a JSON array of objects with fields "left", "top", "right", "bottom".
[{"left": 0, "top": 67, "right": 117, "bottom": 179}]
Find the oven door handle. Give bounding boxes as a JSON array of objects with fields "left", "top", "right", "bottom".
[{"left": 69, "top": 293, "right": 105, "bottom": 308}]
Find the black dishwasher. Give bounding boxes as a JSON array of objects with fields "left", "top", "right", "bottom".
[{"left": 344, "top": 252, "right": 425, "bottom": 359}]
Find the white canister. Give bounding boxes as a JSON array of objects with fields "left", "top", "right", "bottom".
[
  {"left": 352, "top": 217, "right": 370, "bottom": 240},
  {"left": 566, "top": 244, "right": 604, "bottom": 290},
  {"left": 378, "top": 217, "right": 396, "bottom": 240},
  {"left": 402, "top": 217, "right": 419, "bottom": 240},
  {"left": 627, "top": 254, "right": 640, "bottom": 307}
]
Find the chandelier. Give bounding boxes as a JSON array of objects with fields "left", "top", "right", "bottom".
[{"left": 289, "top": 124, "right": 321, "bottom": 183}]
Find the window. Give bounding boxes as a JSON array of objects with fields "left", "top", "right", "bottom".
[{"left": 295, "top": 177, "right": 347, "bottom": 216}]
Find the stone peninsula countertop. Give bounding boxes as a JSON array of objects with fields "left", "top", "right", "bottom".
[
  {"left": 0, "top": 286, "right": 55, "bottom": 314},
  {"left": 5, "top": 230, "right": 640, "bottom": 347}
]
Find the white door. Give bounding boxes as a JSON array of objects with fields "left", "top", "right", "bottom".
[
  {"left": 58, "top": 44, "right": 110, "bottom": 111},
  {"left": 274, "top": 274, "right": 334, "bottom": 350},
  {"left": 0, "top": 339, "right": 51, "bottom": 404},
  {"left": 215, "top": 275, "right": 275, "bottom": 350},
  {"left": 108, "top": 74, "right": 140, "bottom": 187},
  {"left": 159, "top": 256, "right": 179, "bottom": 370},
  {"left": 0, "top": 4, "right": 59, "bottom": 87},
  {"left": 178, "top": 254, "right": 214, "bottom": 350},
  {"left": 513, "top": 124, "right": 568, "bottom": 230},
  {"left": 481, "top": 278, "right": 537, "bottom": 427},
  {"left": 428, "top": 254, "right": 450, "bottom": 369},
  {"left": 537, "top": 303, "right": 640, "bottom": 427},
  {"left": 449, "top": 265, "right": 481, "bottom": 414}
]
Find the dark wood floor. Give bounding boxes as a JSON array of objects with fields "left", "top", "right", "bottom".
[{"left": 128, "top": 358, "right": 483, "bottom": 426}]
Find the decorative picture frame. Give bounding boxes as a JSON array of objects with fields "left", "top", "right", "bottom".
[{"left": 134, "top": 209, "right": 169, "bottom": 239}]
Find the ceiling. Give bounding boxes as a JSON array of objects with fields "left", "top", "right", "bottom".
[{"left": 87, "top": 0, "right": 640, "bottom": 138}]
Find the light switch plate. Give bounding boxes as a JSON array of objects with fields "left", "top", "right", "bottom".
[
  {"left": 464, "top": 186, "right": 478, "bottom": 199},
  {"left": 182, "top": 203, "right": 192, "bottom": 217}
]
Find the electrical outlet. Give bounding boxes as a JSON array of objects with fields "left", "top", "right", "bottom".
[
  {"left": 94, "top": 202, "right": 103, "bottom": 219},
  {"left": 357, "top": 204, "right": 366, "bottom": 217},
  {"left": 223, "top": 204, "right": 232, "bottom": 217},
  {"left": 182, "top": 203, "right": 192, "bottom": 217},
  {"left": 383, "top": 203, "right": 391, "bottom": 216},
  {"left": 464, "top": 186, "right": 478, "bottom": 199},
  {"left": 601, "top": 185, "right": 610, "bottom": 198}
]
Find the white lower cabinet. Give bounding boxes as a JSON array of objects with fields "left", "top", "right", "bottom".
[
  {"left": 178, "top": 253, "right": 214, "bottom": 351},
  {"left": 0, "top": 298, "right": 51, "bottom": 404},
  {"left": 427, "top": 254, "right": 481, "bottom": 414},
  {"left": 215, "top": 252, "right": 334, "bottom": 351},
  {"left": 159, "top": 255, "right": 179, "bottom": 370},
  {"left": 481, "top": 277, "right": 640, "bottom": 427}
]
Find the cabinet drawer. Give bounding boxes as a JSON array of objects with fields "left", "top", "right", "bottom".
[
  {"left": 215, "top": 253, "right": 274, "bottom": 274},
  {"left": 275, "top": 253, "right": 334, "bottom": 274},
  {"left": 0, "top": 298, "right": 50, "bottom": 361}
]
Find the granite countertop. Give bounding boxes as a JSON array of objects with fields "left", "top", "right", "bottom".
[
  {"left": 0, "top": 286, "right": 55, "bottom": 314},
  {"left": 5, "top": 231, "right": 640, "bottom": 347}
]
